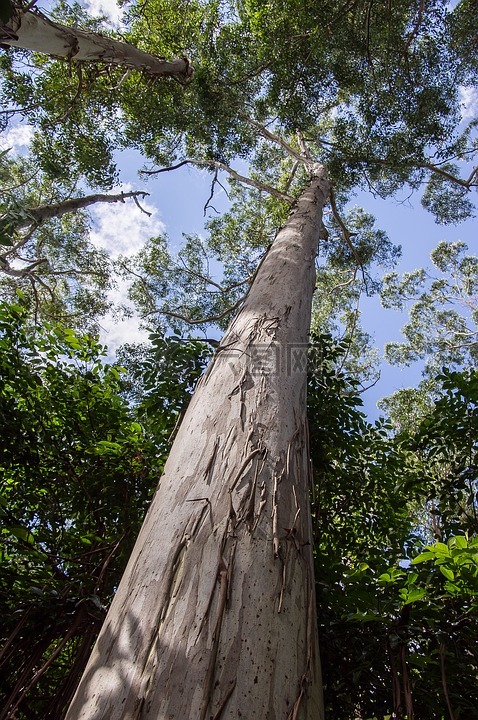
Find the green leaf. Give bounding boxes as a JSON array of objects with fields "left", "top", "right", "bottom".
[
  {"left": 411, "top": 551, "right": 435, "bottom": 564},
  {"left": 0, "top": 234, "right": 14, "bottom": 247},
  {"left": 8, "top": 526, "right": 35, "bottom": 544},
  {"left": 432, "top": 542, "right": 451, "bottom": 557},
  {"left": 450, "top": 535, "right": 467, "bottom": 550},
  {"left": 439, "top": 566, "right": 455, "bottom": 581},
  {"left": 405, "top": 587, "right": 426, "bottom": 604}
]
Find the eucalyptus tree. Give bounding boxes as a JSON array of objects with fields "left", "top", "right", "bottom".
[
  {"left": 1, "top": 1, "right": 477, "bottom": 718},
  {"left": 382, "top": 240, "right": 478, "bottom": 374}
]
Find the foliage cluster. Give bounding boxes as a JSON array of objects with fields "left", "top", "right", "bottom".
[
  {"left": 310, "top": 336, "right": 478, "bottom": 720},
  {"left": 0, "top": 150, "right": 114, "bottom": 329}
]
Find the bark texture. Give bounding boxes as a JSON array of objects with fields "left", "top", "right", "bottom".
[
  {"left": 66, "top": 167, "right": 329, "bottom": 720},
  {"left": 0, "top": 7, "right": 192, "bottom": 82}
]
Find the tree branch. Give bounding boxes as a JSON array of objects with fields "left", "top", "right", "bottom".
[
  {"left": 402, "top": 0, "right": 425, "bottom": 56},
  {"left": 0, "top": 257, "right": 48, "bottom": 277},
  {"left": 328, "top": 187, "right": 365, "bottom": 276},
  {"left": 46, "top": 65, "right": 84, "bottom": 126},
  {"left": 145, "top": 296, "right": 246, "bottom": 326},
  {"left": 142, "top": 159, "right": 296, "bottom": 203},
  {"left": 283, "top": 160, "right": 300, "bottom": 194},
  {"left": 1, "top": 6, "right": 193, "bottom": 83},
  {"left": 9, "top": 190, "right": 150, "bottom": 230},
  {"left": 423, "top": 162, "right": 478, "bottom": 190},
  {"left": 173, "top": 257, "right": 252, "bottom": 295},
  {"left": 296, "top": 130, "right": 313, "bottom": 162},
  {"left": 241, "top": 115, "right": 309, "bottom": 164}
]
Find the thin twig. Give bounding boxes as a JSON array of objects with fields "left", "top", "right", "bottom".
[
  {"left": 328, "top": 187, "right": 365, "bottom": 276},
  {"left": 46, "top": 65, "right": 84, "bottom": 126},
  {"left": 440, "top": 643, "right": 456, "bottom": 720},
  {"left": 204, "top": 168, "right": 219, "bottom": 215}
]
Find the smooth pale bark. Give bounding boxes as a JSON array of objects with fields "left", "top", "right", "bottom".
[
  {"left": 12, "top": 191, "right": 150, "bottom": 230},
  {"left": 66, "top": 166, "right": 329, "bottom": 720},
  {"left": 0, "top": 7, "right": 192, "bottom": 82}
]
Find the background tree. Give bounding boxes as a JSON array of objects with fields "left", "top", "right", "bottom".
[{"left": 309, "top": 338, "right": 478, "bottom": 719}]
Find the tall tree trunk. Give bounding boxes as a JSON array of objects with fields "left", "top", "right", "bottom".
[
  {"left": 0, "top": 6, "right": 192, "bottom": 82},
  {"left": 66, "top": 166, "right": 329, "bottom": 720}
]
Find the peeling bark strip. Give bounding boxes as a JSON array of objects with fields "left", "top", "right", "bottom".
[
  {"left": 0, "top": 7, "right": 193, "bottom": 83},
  {"left": 66, "top": 167, "right": 329, "bottom": 720}
]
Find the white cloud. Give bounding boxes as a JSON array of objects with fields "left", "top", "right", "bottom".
[
  {"left": 85, "top": 0, "right": 124, "bottom": 27},
  {"left": 459, "top": 86, "right": 478, "bottom": 121},
  {"left": 0, "top": 125, "right": 34, "bottom": 153},
  {"left": 89, "top": 184, "right": 164, "bottom": 351},
  {"left": 89, "top": 185, "right": 165, "bottom": 258}
]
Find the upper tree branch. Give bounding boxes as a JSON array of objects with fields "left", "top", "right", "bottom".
[
  {"left": 1, "top": 5, "right": 193, "bottom": 83},
  {"left": 8, "top": 190, "right": 151, "bottom": 230},
  {"left": 328, "top": 187, "right": 365, "bottom": 278},
  {"left": 423, "top": 162, "right": 478, "bottom": 190},
  {"left": 241, "top": 115, "right": 309, "bottom": 164},
  {"left": 142, "top": 160, "right": 296, "bottom": 204}
]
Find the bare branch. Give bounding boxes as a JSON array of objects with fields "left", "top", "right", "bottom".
[
  {"left": 142, "top": 159, "right": 296, "bottom": 203},
  {"left": 466, "top": 166, "right": 478, "bottom": 186},
  {"left": 132, "top": 194, "right": 152, "bottom": 216},
  {"left": 241, "top": 115, "right": 308, "bottom": 164},
  {"left": 141, "top": 160, "right": 191, "bottom": 175},
  {"left": 204, "top": 168, "right": 219, "bottom": 216},
  {"left": 357, "top": 372, "right": 381, "bottom": 395},
  {"left": 145, "top": 296, "right": 246, "bottom": 326},
  {"left": 9, "top": 190, "right": 150, "bottom": 230}
]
